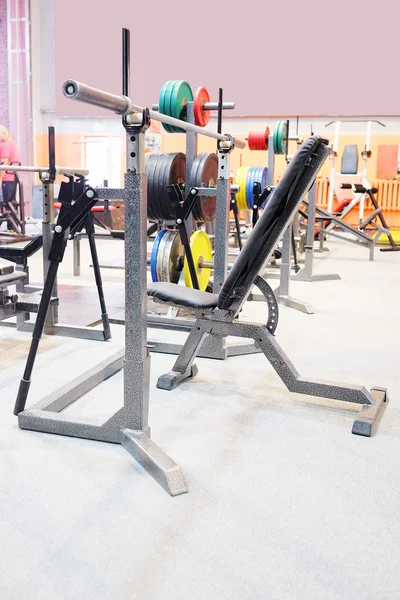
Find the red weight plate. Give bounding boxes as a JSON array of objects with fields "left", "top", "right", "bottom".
[
  {"left": 193, "top": 86, "right": 211, "bottom": 127},
  {"left": 247, "top": 128, "right": 257, "bottom": 150}
]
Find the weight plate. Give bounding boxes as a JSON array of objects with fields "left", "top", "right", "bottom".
[
  {"left": 193, "top": 86, "right": 211, "bottom": 127},
  {"left": 159, "top": 80, "right": 175, "bottom": 133},
  {"left": 246, "top": 167, "right": 254, "bottom": 209},
  {"left": 156, "top": 229, "right": 184, "bottom": 283},
  {"left": 145, "top": 153, "right": 159, "bottom": 220},
  {"left": 235, "top": 166, "right": 250, "bottom": 210},
  {"left": 163, "top": 152, "right": 186, "bottom": 220},
  {"left": 150, "top": 229, "right": 168, "bottom": 281},
  {"left": 248, "top": 126, "right": 270, "bottom": 151},
  {"left": 157, "top": 153, "right": 173, "bottom": 220},
  {"left": 184, "top": 230, "right": 212, "bottom": 291},
  {"left": 279, "top": 120, "right": 288, "bottom": 154},
  {"left": 273, "top": 120, "right": 288, "bottom": 155},
  {"left": 152, "top": 153, "right": 168, "bottom": 220},
  {"left": 190, "top": 152, "right": 218, "bottom": 222},
  {"left": 273, "top": 121, "right": 280, "bottom": 154},
  {"left": 171, "top": 80, "right": 193, "bottom": 133}
]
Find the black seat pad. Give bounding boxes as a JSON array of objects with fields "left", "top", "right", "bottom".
[{"left": 148, "top": 282, "right": 218, "bottom": 310}]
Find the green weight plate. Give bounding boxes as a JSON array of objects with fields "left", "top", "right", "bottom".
[
  {"left": 159, "top": 81, "right": 175, "bottom": 134},
  {"left": 273, "top": 121, "right": 280, "bottom": 154},
  {"left": 171, "top": 80, "right": 193, "bottom": 134},
  {"left": 280, "top": 120, "right": 288, "bottom": 154},
  {"left": 164, "top": 81, "right": 180, "bottom": 133},
  {"left": 273, "top": 120, "right": 288, "bottom": 155}
]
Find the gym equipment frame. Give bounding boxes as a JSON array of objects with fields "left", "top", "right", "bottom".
[
  {"left": 14, "top": 28, "right": 250, "bottom": 496},
  {"left": 150, "top": 137, "right": 387, "bottom": 440},
  {"left": 0, "top": 127, "right": 110, "bottom": 340}
]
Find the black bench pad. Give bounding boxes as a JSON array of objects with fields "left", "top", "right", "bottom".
[{"left": 148, "top": 282, "right": 218, "bottom": 310}]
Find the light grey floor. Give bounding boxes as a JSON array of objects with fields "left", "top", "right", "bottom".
[{"left": 1, "top": 237, "right": 400, "bottom": 600}]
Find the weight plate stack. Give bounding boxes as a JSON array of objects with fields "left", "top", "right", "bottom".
[
  {"left": 248, "top": 126, "right": 270, "bottom": 151},
  {"left": 154, "top": 229, "right": 184, "bottom": 283},
  {"left": 189, "top": 152, "right": 218, "bottom": 222},
  {"left": 245, "top": 166, "right": 268, "bottom": 208},
  {"left": 145, "top": 152, "right": 186, "bottom": 220},
  {"left": 159, "top": 80, "right": 193, "bottom": 134},
  {"left": 150, "top": 229, "right": 168, "bottom": 281}
]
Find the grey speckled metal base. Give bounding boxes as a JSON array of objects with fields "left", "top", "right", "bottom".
[
  {"left": 17, "top": 349, "right": 188, "bottom": 496},
  {"left": 157, "top": 317, "right": 388, "bottom": 437}
]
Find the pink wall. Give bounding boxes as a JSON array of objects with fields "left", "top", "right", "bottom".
[
  {"left": 0, "top": 0, "right": 9, "bottom": 128},
  {"left": 55, "top": 0, "right": 400, "bottom": 118}
]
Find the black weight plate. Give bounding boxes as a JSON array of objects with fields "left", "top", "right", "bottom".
[
  {"left": 193, "top": 153, "right": 209, "bottom": 222},
  {"left": 190, "top": 153, "right": 217, "bottom": 222},
  {"left": 154, "top": 153, "right": 170, "bottom": 220},
  {"left": 145, "top": 154, "right": 158, "bottom": 221},
  {"left": 191, "top": 152, "right": 209, "bottom": 222},
  {"left": 166, "top": 152, "right": 186, "bottom": 221},
  {"left": 196, "top": 153, "right": 217, "bottom": 222},
  {"left": 150, "top": 154, "right": 163, "bottom": 221},
  {"left": 160, "top": 153, "right": 175, "bottom": 220}
]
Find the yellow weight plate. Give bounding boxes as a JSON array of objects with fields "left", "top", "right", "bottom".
[
  {"left": 235, "top": 166, "right": 250, "bottom": 210},
  {"left": 184, "top": 230, "right": 212, "bottom": 291}
]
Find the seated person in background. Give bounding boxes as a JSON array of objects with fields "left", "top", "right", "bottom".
[{"left": 0, "top": 125, "right": 20, "bottom": 230}]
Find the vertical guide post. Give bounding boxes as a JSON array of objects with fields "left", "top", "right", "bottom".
[
  {"left": 42, "top": 126, "right": 58, "bottom": 332},
  {"left": 122, "top": 27, "right": 130, "bottom": 97},
  {"left": 121, "top": 28, "right": 150, "bottom": 430}
]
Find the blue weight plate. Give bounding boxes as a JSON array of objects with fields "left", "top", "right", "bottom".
[
  {"left": 246, "top": 167, "right": 256, "bottom": 209},
  {"left": 150, "top": 229, "right": 168, "bottom": 281}
]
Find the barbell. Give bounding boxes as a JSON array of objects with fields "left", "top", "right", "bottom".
[{"left": 62, "top": 80, "right": 246, "bottom": 149}]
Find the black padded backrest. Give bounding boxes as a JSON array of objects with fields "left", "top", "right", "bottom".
[
  {"left": 341, "top": 144, "right": 359, "bottom": 174},
  {"left": 218, "top": 137, "right": 330, "bottom": 311}
]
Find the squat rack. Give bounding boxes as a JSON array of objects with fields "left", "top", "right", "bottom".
[{"left": 15, "top": 28, "right": 251, "bottom": 496}]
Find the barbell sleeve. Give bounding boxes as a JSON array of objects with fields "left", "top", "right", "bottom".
[
  {"left": 63, "top": 80, "right": 133, "bottom": 116},
  {"left": 63, "top": 80, "right": 246, "bottom": 150}
]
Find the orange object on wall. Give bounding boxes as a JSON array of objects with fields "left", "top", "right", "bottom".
[{"left": 376, "top": 145, "right": 398, "bottom": 179}]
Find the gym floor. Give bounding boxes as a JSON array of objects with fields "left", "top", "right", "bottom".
[{"left": 1, "top": 237, "right": 400, "bottom": 600}]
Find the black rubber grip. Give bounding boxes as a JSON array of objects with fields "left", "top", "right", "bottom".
[
  {"left": 14, "top": 379, "right": 31, "bottom": 415},
  {"left": 340, "top": 183, "right": 352, "bottom": 189}
]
